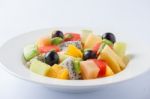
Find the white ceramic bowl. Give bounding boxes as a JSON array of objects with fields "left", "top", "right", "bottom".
[{"left": 0, "top": 27, "right": 150, "bottom": 93}]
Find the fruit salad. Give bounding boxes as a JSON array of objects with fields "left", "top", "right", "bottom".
[{"left": 23, "top": 30, "right": 129, "bottom": 80}]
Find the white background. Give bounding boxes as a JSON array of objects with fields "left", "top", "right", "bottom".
[{"left": 0, "top": 0, "right": 150, "bottom": 99}]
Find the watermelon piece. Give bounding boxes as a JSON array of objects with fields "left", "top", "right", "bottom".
[
  {"left": 93, "top": 59, "right": 107, "bottom": 77},
  {"left": 38, "top": 45, "right": 60, "bottom": 53},
  {"left": 64, "top": 33, "right": 81, "bottom": 41}
]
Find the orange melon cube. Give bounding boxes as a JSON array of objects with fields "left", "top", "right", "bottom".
[{"left": 80, "top": 60, "right": 100, "bottom": 79}]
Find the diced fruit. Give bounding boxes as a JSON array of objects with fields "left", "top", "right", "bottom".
[
  {"left": 92, "top": 43, "right": 101, "bottom": 53},
  {"left": 73, "top": 60, "right": 81, "bottom": 74},
  {"left": 65, "top": 45, "right": 83, "bottom": 58},
  {"left": 83, "top": 50, "right": 96, "bottom": 60},
  {"left": 38, "top": 45, "right": 60, "bottom": 53},
  {"left": 45, "top": 50, "right": 59, "bottom": 66},
  {"left": 113, "top": 42, "right": 126, "bottom": 57},
  {"left": 97, "top": 43, "right": 106, "bottom": 54},
  {"left": 93, "top": 59, "right": 107, "bottom": 77},
  {"left": 23, "top": 44, "right": 39, "bottom": 61},
  {"left": 36, "top": 37, "right": 51, "bottom": 48},
  {"left": 57, "top": 68, "right": 69, "bottom": 79},
  {"left": 60, "top": 57, "right": 81, "bottom": 80},
  {"left": 98, "top": 45, "right": 125, "bottom": 73},
  {"left": 102, "top": 32, "right": 116, "bottom": 44},
  {"left": 105, "top": 65, "right": 114, "bottom": 77},
  {"left": 47, "top": 64, "right": 69, "bottom": 79},
  {"left": 81, "top": 30, "right": 93, "bottom": 44},
  {"left": 58, "top": 53, "right": 70, "bottom": 62},
  {"left": 58, "top": 53, "right": 82, "bottom": 62},
  {"left": 52, "top": 64, "right": 63, "bottom": 71},
  {"left": 102, "top": 39, "right": 113, "bottom": 46},
  {"left": 64, "top": 33, "right": 81, "bottom": 41},
  {"left": 84, "top": 34, "right": 102, "bottom": 49},
  {"left": 122, "top": 55, "right": 129, "bottom": 66},
  {"left": 64, "top": 33, "right": 73, "bottom": 40},
  {"left": 59, "top": 41, "right": 82, "bottom": 51},
  {"left": 80, "top": 60, "right": 100, "bottom": 79},
  {"left": 30, "top": 59, "right": 51, "bottom": 76},
  {"left": 51, "top": 37, "right": 63, "bottom": 45},
  {"left": 52, "top": 30, "right": 64, "bottom": 39}
]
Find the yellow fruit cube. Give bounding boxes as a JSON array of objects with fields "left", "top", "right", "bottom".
[
  {"left": 57, "top": 68, "right": 69, "bottom": 80},
  {"left": 65, "top": 45, "right": 83, "bottom": 58},
  {"left": 105, "top": 65, "right": 114, "bottom": 77},
  {"left": 47, "top": 68, "right": 57, "bottom": 78}
]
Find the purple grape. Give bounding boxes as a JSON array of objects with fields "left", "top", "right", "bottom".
[
  {"left": 102, "top": 32, "right": 116, "bottom": 43},
  {"left": 52, "top": 30, "right": 64, "bottom": 39}
]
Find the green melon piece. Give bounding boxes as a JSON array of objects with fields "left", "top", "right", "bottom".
[
  {"left": 51, "top": 37, "right": 63, "bottom": 45},
  {"left": 30, "top": 59, "right": 51, "bottom": 76},
  {"left": 73, "top": 60, "right": 81, "bottom": 74},
  {"left": 58, "top": 53, "right": 82, "bottom": 62},
  {"left": 23, "top": 44, "right": 39, "bottom": 61},
  {"left": 113, "top": 42, "right": 126, "bottom": 57},
  {"left": 81, "top": 29, "right": 93, "bottom": 44}
]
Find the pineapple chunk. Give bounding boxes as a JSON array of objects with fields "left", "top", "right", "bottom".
[
  {"left": 84, "top": 34, "right": 102, "bottom": 49},
  {"left": 30, "top": 59, "right": 51, "bottom": 76},
  {"left": 80, "top": 60, "right": 99, "bottom": 79},
  {"left": 98, "top": 45, "right": 126, "bottom": 73},
  {"left": 57, "top": 68, "right": 69, "bottom": 80},
  {"left": 105, "top": 65, "right": 114, "bottom": 77},
  {"left": 47, "top": 64, "right": 69, "bottom": 80},
  {"left": 65, "top": 45, "right": 83, "bottom": 58}
]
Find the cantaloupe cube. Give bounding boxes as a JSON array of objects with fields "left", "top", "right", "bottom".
[
  {"left": 84, "top": 34, "right": 102, "bottom": 49},
  {"left": 98, "top": 45, "right": 125, "bottom": 73},
  {"left": 36, "top": 37, "right": 51, "bottom": 48},
  {"left": 80, "top": 60, "right": 100, "bottom": 79}
]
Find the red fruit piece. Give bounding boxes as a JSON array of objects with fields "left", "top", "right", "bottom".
[
  {"left": 92, "top": 43, "right": 101, "bottom": 53},
  {"left": 93, "top": 59, "right": 107, "bottom": 77},
  {"left": 38, "top": 45, "right": 60, "bottom": 53},
  {"left": 64, "top": 33, "right": 81, "bottom": 41}
]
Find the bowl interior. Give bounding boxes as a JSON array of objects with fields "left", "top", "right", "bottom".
[{"left": 0, "top": 27, "right": 150, "bottom": 87}]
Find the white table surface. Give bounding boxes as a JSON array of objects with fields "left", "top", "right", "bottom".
[{"left": 0, "top": 0, "right": 150, "bottom": 99}]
